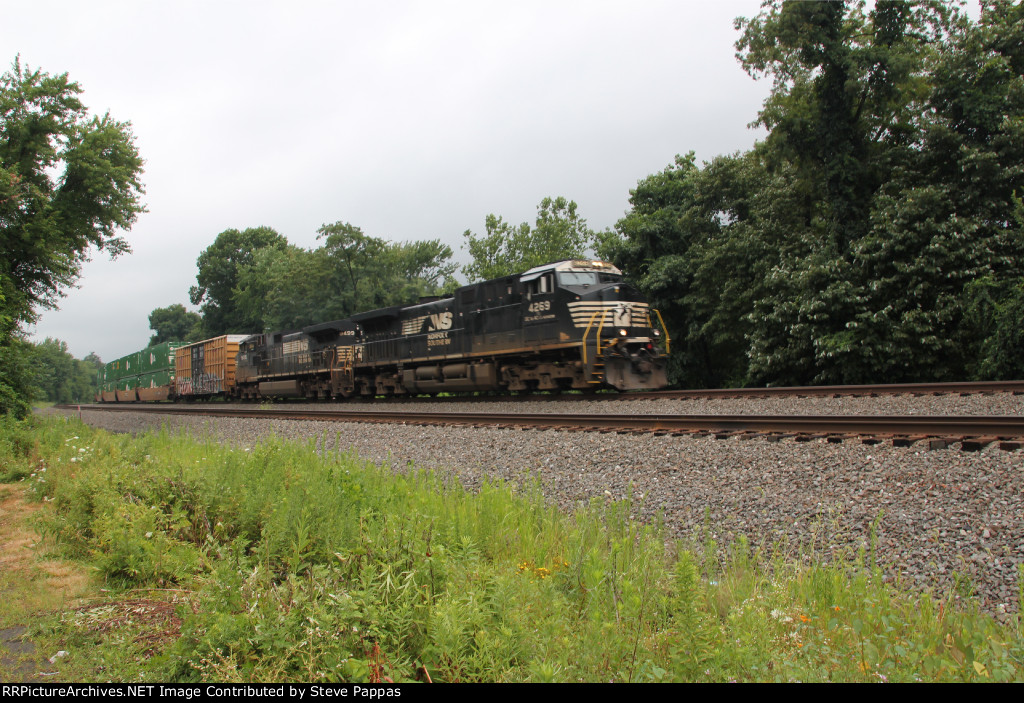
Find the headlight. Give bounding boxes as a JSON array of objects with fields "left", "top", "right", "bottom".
[
  {"left": 619, "top": 329, "right": 628, "bottom": 337},
  {"left": 652, "top": 329, "right": 661, "bottom": 337}
]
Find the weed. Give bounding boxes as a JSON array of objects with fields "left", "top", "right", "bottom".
[{"left": 2, "top": 415, "right": 1022, "bottom": 683}]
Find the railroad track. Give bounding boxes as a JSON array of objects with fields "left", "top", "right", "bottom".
[
  {"left": 616, "top": 379, "right": 1024, "bottom": 401},
  {"left": 63, "top": 403, "right": 1024, "bottom": 451},
  {"left": 148, "top": 380, "right": 1017, "bottom": 404}
]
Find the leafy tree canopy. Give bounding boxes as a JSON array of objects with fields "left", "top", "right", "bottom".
[
  {"left": 32, "top": 337, "right": 99, "bottom": 404},
  {"left": 148, "top": 303, "right": 203, "bottom": 346},
  {"left": 188, "top": 226, "right": 288, "bottom": 335},
  {"left": 0, "top": 57, "right": 143, "bottom": 416},
  {"left": 0, "top": 57, "right": 145, "bottom": 333},
  {"left": 462, "top": 196, "right": 597, "bottom": 282},
  {"left": 229, "top": 222, "right": 458, "bottom": 333},
  {"left": 607, "top": 1, "right": 1024, "bottom": 387}
]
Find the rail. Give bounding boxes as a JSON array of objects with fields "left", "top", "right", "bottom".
[{"left": 62, "top": 404, "right": 1024, "bottom": 451}]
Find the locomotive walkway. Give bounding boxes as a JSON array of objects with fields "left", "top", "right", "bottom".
[{"left": 65, "top": 403, "right": 1024, "bottom": 451}]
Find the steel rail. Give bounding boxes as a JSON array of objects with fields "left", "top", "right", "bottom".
[
  {"left": 620, "top": 380, "right": 1024, "bottom": 400},
  {"left": 62, "top": 404, "right": 1024, "bottom": 440}
]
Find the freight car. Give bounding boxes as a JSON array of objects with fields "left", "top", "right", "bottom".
[
  {"left": 95, "top": 341, "right": 183, "bottom": 402},
  {"left": 97, "top": 260, "right": 670, "bottom": 402}
]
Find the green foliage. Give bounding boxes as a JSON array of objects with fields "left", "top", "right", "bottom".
[
  {"left": 0, "top": 332, "right": 36, "bottom": 418},
  {"left": 605, "top": 150, "right": 799, "bottom": 387},
  {"left": 965, "top": 276, "right": 1024, "bottom": 379},
  {"left": 611, "top": 1, "right": 1024, "bottom": 386},
  {"left": 189, "top": 226, "right": 289, "bottom": 335},
  {"left": 0, "top": 57, "right": 144, "bottom": 416},
  {"left": 462, "top": 196, "right": 597, "bottom": 282},
  {"left": 31, "top": 337, "right": 101, "bottom": 404},
  {"left": 0, "top": 57, "right": 145, "bottom": 330},
  {"left": 10, "top": 417, "right": 1023, "bottom": 683},
  {"left": 231, "top": 223, "right": 457, "bottom": 332},
  {"left": 147, "top": 304, "right": 202, "bottom": 346}
]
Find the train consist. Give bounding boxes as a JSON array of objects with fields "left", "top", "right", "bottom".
[{"left": 97, "top": 260, "right": 670, "bottom": 402}]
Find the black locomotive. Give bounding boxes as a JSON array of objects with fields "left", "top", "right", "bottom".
[{"left": 234, "top": 260, "right": 669, "bottom": 399}]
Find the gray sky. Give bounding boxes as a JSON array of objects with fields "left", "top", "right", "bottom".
[{"left": 11, "top": 0, "right": 775, "bottom": 361}]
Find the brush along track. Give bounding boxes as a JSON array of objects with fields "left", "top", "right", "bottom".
[{"left": 62, "top": 404, "right": 1024, "bottom": 451}]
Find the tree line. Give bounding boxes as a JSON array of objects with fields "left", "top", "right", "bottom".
[
  {"left": 3, "top": 1, "right": 1022, "bottom": 416},
  {"left": 1, "top": 56, "right": 144, "bottom": 416},
  {"left": 600, "top": 0, "right": 1024, "bottom": 387},
  {"left": 148, "top": 195, "right": 599, "bottom": 342}
]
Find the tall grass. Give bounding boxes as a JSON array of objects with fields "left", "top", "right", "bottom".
[{"left": 2, "top": 413, "right": 1022, "bottom": 682}]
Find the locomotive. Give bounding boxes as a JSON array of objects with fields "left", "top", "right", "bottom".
[{"left": 98, "top": 260, "right": 670, "bottom": 401}]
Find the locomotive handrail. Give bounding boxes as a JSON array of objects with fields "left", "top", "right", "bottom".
[
  {"left": 653, "top": 308, "right": 671, "bottom": 354},
  {"left": 581, "top": 310, "right": 601, "bottom": 366}
]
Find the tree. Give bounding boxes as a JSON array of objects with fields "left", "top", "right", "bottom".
[
  {"left": 230, "top": 223, "right": 458, "bottom": 332},
  {"left": 31, "top": 338, "right": 99, "bottom": 404},
  {"left": 148, "top": 304, "right": 202, "bottom": 345},
  {"left": 0, "top": 329, "right": 35, "bottom": 418},
  {"left": 0, "top": 58, "right": 145, "bottom": 330},
  {"left": 734, "top": 0, "right": 1024, "bottom": 384},
  {"left": 231, "top": 243, "right": 319, "bottom": 332},
  {"left": 603, "top": 150, "right": 802, "bottom": 387},
  {"left": 461, "top": 196, "right": 597, "bottom": 281},
  {"left": 0, "top": 58, "right": 144, "bottom": 416},
  {"left": 607, "top": 2, "right": 1024, "bottom": 386},
  {"left": 188, "top": 226, "right": 288, "bottom": 335}
]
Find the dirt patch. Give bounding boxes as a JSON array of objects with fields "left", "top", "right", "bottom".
[
  {"left": 0, "top": 484, "right": 93, "bottom": 606},
  {"left": 0, "top": 484, "right": 92, "bottom": 681}
]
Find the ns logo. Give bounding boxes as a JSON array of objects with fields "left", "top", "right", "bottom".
[{"left": 428, "top": 312, "right": 453, "bottom": 331}]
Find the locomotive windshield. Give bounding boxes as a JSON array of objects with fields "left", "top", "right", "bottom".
[{"left": 558, "top": 271, "right": 622, "bottom": 286}]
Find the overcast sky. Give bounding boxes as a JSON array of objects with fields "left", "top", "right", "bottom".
[{"left": 11, "top": 1, "right": 779, "bottom": 361}]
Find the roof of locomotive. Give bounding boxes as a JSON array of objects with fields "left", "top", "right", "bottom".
[
  {"left": 302, "top": 318, "right": 360, "bottom": 335},
  {"left": 519, "top": 259, "right": 622, "bottom": 281}
]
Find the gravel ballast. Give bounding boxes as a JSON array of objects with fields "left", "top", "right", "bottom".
[{"left": 57, "top": 394, "right": 1024, "bottom": 619}]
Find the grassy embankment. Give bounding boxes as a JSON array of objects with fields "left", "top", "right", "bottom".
[{"left": 0, "top": 414, "right": 1022, "bottom": 682}]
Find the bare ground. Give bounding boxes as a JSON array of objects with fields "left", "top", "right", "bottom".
[{"left": 0, "top": 484, "right": 91, "bottom": 682}]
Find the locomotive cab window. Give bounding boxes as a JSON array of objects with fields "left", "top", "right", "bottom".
[
  {"left": 558, "top": 271, "right": 622, "bottom": 286},
  {"left": 527, "top": 273, "right": 553, "bottom": 298}
]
